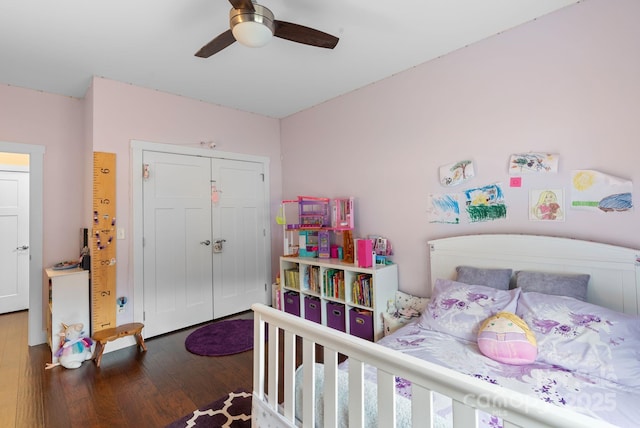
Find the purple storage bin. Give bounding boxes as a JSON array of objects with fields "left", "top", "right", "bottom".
[
  {"left": 349, "top": 308, "right": 374, "bottom": 341},
  {"left": 304, "top": 296, "right": 322, "bottom": 324},
  {"left": 284, "top": 291, "right": 300, "bottom": 317},
  {"left": 326, "top": 302, "right": 346, "bottom": 332}
]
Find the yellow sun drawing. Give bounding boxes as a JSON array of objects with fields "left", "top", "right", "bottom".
[{"left": 573, "top": 171, "right": 596, "bottom": 191}]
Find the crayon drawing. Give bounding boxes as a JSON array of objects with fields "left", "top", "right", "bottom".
[
  {"left": 530, "top": 189, "right": 564, "bottom": 221},
  {"left": 509, "top": 153, "right": 559, "bottom": 174},
  {"left": 428, "top": 194, "right": 460, "bottom": 224},
  {"left": 440, "top": 160, "right": 475, "bottom": 187},
  {"left": 571, "top": 170, "right": 633, "bottom": 213},
  {"left": 464, "top": 183, "right": 507, "bottom": 223}
]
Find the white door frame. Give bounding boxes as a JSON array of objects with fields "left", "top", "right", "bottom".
[
  {"left": 131, "top": 140, "right": 271, "bottom": 326},
  {"left": 0, "top": 141, "right": 45, "bottom": 346}
]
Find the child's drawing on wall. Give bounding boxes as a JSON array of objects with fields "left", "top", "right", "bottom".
[
  {"left": 439, "top": 160, "right": 475, "bottom": 187},
  {"left": 463, "top": 183, "right": 507, "bottom": 223},
  {"left": 509, "top": 153, "right": 559, "bottom": 174},
  {"left": 571, "top": 170, "right": 633, "bottom": 213},
  {"left": 428, "top": 193, "right": 460, "bottom": 224},
  {"left": 530, "top": 189, "right": 564, "bottom": 221}
]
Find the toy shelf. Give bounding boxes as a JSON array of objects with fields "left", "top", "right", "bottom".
[
  {"left": 281, "top": 196, "right": 354, "bottom": 257},
  {"left": 279, "top": 256, "right": 397, "bottom": 342}
]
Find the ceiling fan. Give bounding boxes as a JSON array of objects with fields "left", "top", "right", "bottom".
[{"left": 195, "top": 0, "right": 339, "bottom": 58}]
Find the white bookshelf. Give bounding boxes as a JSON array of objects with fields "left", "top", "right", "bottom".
[{"left": 279, "top": 256, "right": 398, "bottom": 341}]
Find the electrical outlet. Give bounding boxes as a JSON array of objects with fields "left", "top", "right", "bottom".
[{"left": 117, "top": 227, "right": 125, "bottom": 240}]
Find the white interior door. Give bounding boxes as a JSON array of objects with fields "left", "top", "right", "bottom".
[
  {"left": 0, "top": 170, "right": 29, "bottom": 313},
  {"left": 212, "top": 158, "right": 268, "bottom": 318},
  {"left": 142, "top": 151, "right": 213, "bottom": 337}
]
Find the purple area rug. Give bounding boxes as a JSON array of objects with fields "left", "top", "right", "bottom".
[
  {"left": 165, "top": 389, "right": 252, "bottom": 428},
  {"left": 185, "top": 319, "right": 254, "bottom": 356}
]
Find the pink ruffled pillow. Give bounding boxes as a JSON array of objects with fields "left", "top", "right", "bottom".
[{"left": 477, "top": 312, "right": 537, "bottom": 365}]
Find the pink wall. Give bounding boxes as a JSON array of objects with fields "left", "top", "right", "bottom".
[
  {"left": 0, "top": 84, "right": 85, "bottom": 268},
  {"left": 1, "top": 78, "right": 281, "bottom": 335},
  {"left": 280, "top": 0, "right": 640, "bottom": 297},
  {"left": 89, "top": 77, "right": 282, "bottom": 322},
  {"left": 2, "top": 0, "right": 638, "bottom": 335}
]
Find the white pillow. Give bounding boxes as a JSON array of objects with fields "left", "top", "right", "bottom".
[
  {"left": 418, "top": 279, "right": 521, "bottom": 342},
  {"left": 516, "top": 291, "right": 640, "bottom": 387},
  {"left": 382, "top": 291, "right": 430, "bottom": 336},
  {"left": 395, "top": 290, "right": 430, "bottom": 318},
  {"left": 382, "top": 312, "right": 412, "bottom": 336}
]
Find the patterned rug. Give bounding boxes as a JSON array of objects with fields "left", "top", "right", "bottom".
[{"left": 166, "top": 389, "right": 252, "bottom": 428}]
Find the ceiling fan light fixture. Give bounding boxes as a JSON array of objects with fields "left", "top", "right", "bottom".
[
  {"left": 195, "top": 1, "right": 339, "bottom": 58},
  {"left": 230, "top": 4, "right": 275, "bottom": 48},
  {"left": 232, "top": 21, "right": 272, "bottom": 47}
]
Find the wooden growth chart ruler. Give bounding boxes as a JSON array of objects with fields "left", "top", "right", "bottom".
[{"left": 91, "top": 152, "right": 117, "bottom": 335}]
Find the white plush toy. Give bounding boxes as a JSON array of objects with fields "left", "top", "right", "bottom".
[{"left": 45, "top": 323, "right": 94, "bottom": 370}]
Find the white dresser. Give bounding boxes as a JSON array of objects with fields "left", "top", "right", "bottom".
[{"left": 45, "top": 268, "right": 90, "bottom": 363}]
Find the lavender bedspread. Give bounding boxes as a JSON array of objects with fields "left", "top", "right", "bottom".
[{"left": 372, "top": 321, "right": 640, "bottom": 427}]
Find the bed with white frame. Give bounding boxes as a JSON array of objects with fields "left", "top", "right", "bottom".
[{"left": 252, "top": 234, "right": 640, "bottom": 427}]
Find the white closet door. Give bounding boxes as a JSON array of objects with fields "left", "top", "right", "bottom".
[
  {"left": 212, "top": 158, "right": 268, "bottom": 318},
  {"left": 142, "top": 151, "right": 213, "bottom": 337}
]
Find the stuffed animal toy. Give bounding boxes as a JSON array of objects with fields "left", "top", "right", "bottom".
[
  {"left": 45, "top": 323, "right": 94, "bottom": 370},
  {"left": 477, "top": 312, "right": 537, "bottom": 365}
]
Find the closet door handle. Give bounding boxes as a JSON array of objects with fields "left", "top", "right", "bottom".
[
  {"left": 16, "top": 245, "right": 29, "bottom": 250},
  {"left": 213, "top": 239, "right": 226, "bottom": 253}
]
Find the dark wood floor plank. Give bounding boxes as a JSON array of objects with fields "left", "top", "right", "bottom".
[
  {"left": 86, "top": 370, "right": 128, "bottom": 428},
  {"left": 0, "top": 310, "right": 24, "bottom": 428},
  {"left": 3, "top": 310, "right": 261, "bottom": 427},
  {"left": 15, "top": 344, "right": 47, "bottom": 427}
]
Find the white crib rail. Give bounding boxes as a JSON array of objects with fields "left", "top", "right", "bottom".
[{"left": 252, "top": 303, "right": 612, "bottom": 428}]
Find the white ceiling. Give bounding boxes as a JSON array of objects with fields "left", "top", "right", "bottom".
[{"left": 0, "top": 0, "right": 578, "bottom": 119}]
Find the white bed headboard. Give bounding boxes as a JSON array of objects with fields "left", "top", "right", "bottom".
[{"left": 428, "top": 234, "right": 640, "bottom": 316}]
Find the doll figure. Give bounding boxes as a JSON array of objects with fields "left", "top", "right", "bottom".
[{"left": 477, "top": 312, "right": 537, "bottom": 365}]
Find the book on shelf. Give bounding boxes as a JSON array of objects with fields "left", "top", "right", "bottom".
[
  {"left": 303, "top": 265, "right": 321, "bottom": 293},
  {"left": 323, "top": 269, "right": 345, "bottom": 300},
  {"left": 284, "top": 267, "right": 300, "bottom": 289},
  {"left": 352, "top": 273, "right": 372, "bottom": 307}
]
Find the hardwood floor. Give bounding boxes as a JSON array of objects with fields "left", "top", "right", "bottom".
[{"left": 2, "top": 310, "right": 255, "bottom": 428}]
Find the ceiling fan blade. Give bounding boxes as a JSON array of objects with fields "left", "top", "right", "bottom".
[
  {"left": 229, "top": 0, "right": 254, "bottom": 11},
  {"left": 273, "top": 21, "right": 339, "bottom": 49},
  {"left": 195, "top": 29, "right": 236, "bottom": 58}
]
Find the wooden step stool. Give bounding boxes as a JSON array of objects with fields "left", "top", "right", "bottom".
[{"left": 92, "top": 322, "right": 147, "bottom": 367}]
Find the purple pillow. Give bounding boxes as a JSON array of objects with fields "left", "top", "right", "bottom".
[
  {"left": 418, "top": 279, "right": 521, "bottom": 342},
  {"left": 455, "top": 266, "right": 513, "bottom": 290},
  {"left": 515, "top": 270, "right": 589, "bottom": 301},
  {"left": 517, "top": 292, "right": 640, "bottom": 387}
]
